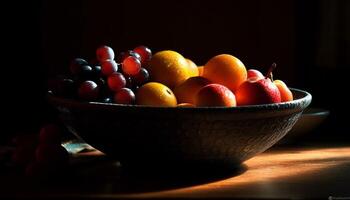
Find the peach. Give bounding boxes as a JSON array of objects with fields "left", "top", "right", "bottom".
[
  {"left": 274, "top": 80, "right": 293, "bottom": 102},
  {"left": 235, "top": 77, "right": 281, "bottom": 106},
  {"left": 174, "top": 76, "right": 211, "bottom": 104},
  {"left": 195, "top": 84, "right": 236, "bottom": 107},
  {"left": 197, "top": 66, "right": 204, "bottom": 76}
]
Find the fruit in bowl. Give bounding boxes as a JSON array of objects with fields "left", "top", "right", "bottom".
[{"left": 48, "top": 45, "right": 311, "bottom": 167}]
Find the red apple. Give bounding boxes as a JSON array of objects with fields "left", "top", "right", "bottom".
[
  {"left": 247, "top": 69, "right": 264, "bottom": 80},
  {"left": 235, "top": 77, "right": 281, "bottom": 106},
  {"left": 235, "top": 64, "right": 281, "bottom": 106}
]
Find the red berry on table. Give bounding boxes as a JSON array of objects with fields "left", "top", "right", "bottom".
[
  {"left": 114, "top": 88, "right": 135, "bottom": 105},
  {"left": 39, "top": 123, "right": 62, "bottom": 145},
  {"left": 78, "top": 80, "right": 99, "bottom": 101},
  {"left": 25, "top": 161, "right": 46, "bottom": 177},
  {"left": 132, "top": 67, "right": 149, "bottom": 86},
  {"left": 11, "top": 146, "right": 36, "bottom": 165},
  {"left": 35, "top": 144, "right": 69, "bottom": 165},
  {"left": 107, "top": 72, "right": 126, "bottom": 92},
  {"left": 122, "top": 56, "right": 141, "bottom": 76},
  {"left": 133, "top": 46, "right": 152, "bottom": 65},
  {"left": 96, "top": 45, "right": 115, "bottom": 62},
  {"left": 11, "top": 133, "right": 37, "bottom": 165},
  {"left": 12, "top": 133, "right": 38, "bottom": 147},
  {"left": 101, "top": 60, "right": 119, "bottom": 76}
]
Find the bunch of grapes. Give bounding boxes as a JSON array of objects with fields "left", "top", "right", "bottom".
[{"left": 50, "top": 45, "right": 152, "bottom": 105}]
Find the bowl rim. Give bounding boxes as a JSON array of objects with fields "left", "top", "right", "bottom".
[{"left": 47, "top": 88, "right": 312, "bottom": 113}]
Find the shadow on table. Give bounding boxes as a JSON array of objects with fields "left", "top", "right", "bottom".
[
  {"left": 121, "top": 162, "right": 247, "bottom": 193},
  {"left": 65, "top": 159, "right": 248, "bottom": 194},
  {"left": 0, "top": 155, "right": 248, "bottom": 198}
]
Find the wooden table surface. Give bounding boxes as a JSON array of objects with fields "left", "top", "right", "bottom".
[{"left": 1, "top": 145, "right": 350, "bottom": 199}]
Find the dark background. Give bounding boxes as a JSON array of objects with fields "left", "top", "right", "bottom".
[{"left": 3, "top": 0, "right": 350, "bottom": 143}]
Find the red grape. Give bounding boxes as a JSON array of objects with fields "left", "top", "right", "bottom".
[
  {"left": 107, "top": 72, "right": 126, "bottom": 92},
  {"left": 122, "top": 56, "right": 141, "bottom": 76},
  {"left": 133, "top": 46, "right": 152, "bottom": 65},
  {"left": 96, "top": 45, "right": 115, "bottom": 62},
  {"left": 114, "top": 88, "right": 135, "bottom": 104},
  {"left": 78, "top": 80, "right": 99, "bottom": 100},
  {"left": 101, "top": 60, "right": 118, "bottom": 76},
  {"left": 132, "top": 67, "right": 149, "bottom": 86}
]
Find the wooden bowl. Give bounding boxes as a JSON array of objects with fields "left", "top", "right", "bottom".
[{"left": 48, "top": 88, "right": 311, "bottom": 167}]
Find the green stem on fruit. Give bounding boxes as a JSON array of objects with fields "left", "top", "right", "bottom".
[{"left": 266, "top": 63, "right": 276, "bottom": 81}]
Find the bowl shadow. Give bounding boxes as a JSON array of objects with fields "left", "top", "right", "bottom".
[{"left": 69, "top": 157, "right": 248, "bottom": 194}]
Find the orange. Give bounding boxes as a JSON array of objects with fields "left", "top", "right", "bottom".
[
  {"left": 136, "top": 82, "right": 177, "bottom": 107},
  {"left": 147, "top": 50, "right": 190, "bottom": 89},
  {"left": 273, "top": 80, "right": 293, "bottom": 102},
  {"left": 195, "top": 84, "right": 236, "bottom": 107},
  {"left": 174, "top": 76, "right": 211, "bottom": 104},
  {"left": 186, "top": 58, "right": 199, "bottom": 77},
  {"left": 197, "top": 66, "right": 204, "bottom": 76},
  {"left": 203, "top": 54, "right": 247, "bottom": 92}
]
